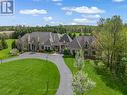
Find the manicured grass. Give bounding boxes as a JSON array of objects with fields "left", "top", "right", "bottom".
[
  {"left": 63, "top": 56, "right": 77, "bottom": 74},
  {"left": 70, "top": 32, "right": 91, "bottom": 37},
  {"left": 0, "top": 59, "right": 60, "bottom": 95},
  {"left": 64, "top": 57, "right": 127, "bottom": 95},
  {"left": 71, "top": 32, "right": 80, "bottom": 36},
  {"left": 0, "top": 39, "right": 14, "bottom": 59}
]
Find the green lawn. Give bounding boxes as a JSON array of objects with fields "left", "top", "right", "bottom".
[
  {"left": 0, "top": 59, "right": 60, "bottom": 95},
  {"left": 64, "top": 56, "right": 127, "bottom": 95},
  {"left": 0, "top": 39, "right": 14, "bottom": 59},
  {"left": 70, "top": 32, "right": 91, "bottom": 37},
  {"left": 71, "top": 32, "right": 80, "bottom": 36}
]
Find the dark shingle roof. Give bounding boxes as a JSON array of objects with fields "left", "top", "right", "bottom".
[
  {"left": 69, "top": 37, "right": 81, "bottom": 50},
  {"left": 69, "top": 36, "right": 95, "bottom": 49},
  {"left": 30, "top": 32, "right": 52, "bottom": 43},
  {"left": 52, "top": 33, "right": 62, "bottom": 45},
  {"left": 77, "top": 36, "right": 95, "bottom": 48},
  {"left": 59, "top": 34, "right": 72, "bottom": 43},
  {"left": 44, "top": 39, "right": 52, "bottom": 45},
  {"left": 20, "top": 32, "right": 63, "bottom": 45}
]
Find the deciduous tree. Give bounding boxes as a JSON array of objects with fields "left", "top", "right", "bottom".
[
  {"left": 73, "top": 50, "right": 95, "bottom": 95},
  {"left": 94, "top": 15, "right": 127, "bottom": 75}
]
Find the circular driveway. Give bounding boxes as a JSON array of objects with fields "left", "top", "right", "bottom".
[{"left": 2, "top": 52, "right": 73, "bottom": 95}]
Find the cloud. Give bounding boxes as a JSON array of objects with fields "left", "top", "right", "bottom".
[
  {"left": 73, "top": 18, "right": 93, "bottom": 23},
  {"left": 52, "top": 0, "right": 63, "bottom": 6},
  {"left": 43, "top": 16, "right": 53, "bottom": 21},
  {"left": 73, "top": 15, "right": 99, "bottom": 25},
  {"left": 113, "top": 0, "right": 124, "bottom": 2},
  {"left": 82, "top": 14, "right": 101, "bottom": 19},
  {"left": 0, "top": 0, "right": 13, "bottom": 2},
  {"left": 19, "top": 9, "right": 47, "bottom": 15},
  {"left": 70, "top": 22, "right": 78, "bottom": 25},
  {"left": 56, "top": 2, "right": 62, "bottom": 6},
  {"left": 0, "top": 0, "right": 8, "bottom": 2},
  {"left": 49, "top": 21, "right": 64, "bottom": 25},
  {"left": 62, "top": 6, "right": 105, "bottom": 14},
  {"left": 65, "top": 11, "right": 72, "bottom": 15}
]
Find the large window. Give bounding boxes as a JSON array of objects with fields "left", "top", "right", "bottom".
[
  {"left": 85, "top": 42, "right": 88, "bottom": 49},
  {"left": 41, "top": 46, "right": 44, "bottom": 49},
  {"left": 45, "top": 46, "right": 48, "bottom": 50},
  {"left": 28, "top": 44, "right": 31, "bottom": 51},
  {"left": 48, "top": 47, "right": 50, "bottom": 50},
  {"left": 92, "top": 51, "right": 96, "bottom": 55},
  {"left": 44, "top": 46, "right": 50, "bottom": 50}
]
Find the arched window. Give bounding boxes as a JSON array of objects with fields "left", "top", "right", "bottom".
[
  {"left": 85, "top": 42, "right": 88, "bottom": 48},
  {"left": 42, "top": 46, "right": 44, "bottom": 49}
]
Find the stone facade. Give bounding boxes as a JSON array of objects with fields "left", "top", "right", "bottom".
[
  {"left": 16, "top": 32, "right": 96, "bottom": 58},
  {"left": 68, "top": 36, "right": 96, "bottom": 58},
  {"left": 16, "top": 32, "right": 72, "bottom": 53}
]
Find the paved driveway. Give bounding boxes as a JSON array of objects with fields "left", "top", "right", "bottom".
[{"left": 2, "top": 52, "right": 73, "bottom": 95}]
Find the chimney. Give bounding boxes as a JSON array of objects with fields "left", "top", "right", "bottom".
[{"left": 28, "top": 34, "right": 30, "bottom": 42}]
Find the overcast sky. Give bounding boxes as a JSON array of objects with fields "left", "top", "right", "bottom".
[{"left": 0, "top": 0, "right": 127, "bottom": 26}]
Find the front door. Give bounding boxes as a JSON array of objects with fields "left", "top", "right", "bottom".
[{"left": 32, "top": 44, "right": 36, "bottom": 52}]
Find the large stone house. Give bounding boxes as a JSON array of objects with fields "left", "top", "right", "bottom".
[
  {"left": 16, "top": 32, "right": 72, "bottom": 53},
  {"left": 68, "top": 36, "right": 96, "bottom": 58},
  {"left": 16, "top": 32, "right": 96, "bottom": 57}
]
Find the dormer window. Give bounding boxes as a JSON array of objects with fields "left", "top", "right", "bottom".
[
  {"left": 85, "top": 42, "right": 88, "bottom": 48},
  {"left": 42, "top": 46, "right": 44, "bottom": 49},
  {"left": 85, "top": 44, "right": 88, "bottom": 48}
]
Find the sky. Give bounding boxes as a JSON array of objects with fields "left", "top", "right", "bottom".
[{"left": 0, "top": 0, "right": 127, "bottom": 26}]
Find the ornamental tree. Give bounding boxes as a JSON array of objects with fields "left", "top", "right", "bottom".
[
  {"left": 72, "top": 71, "right": 95, "bottom": 95},
  {"left": 73, "top": 50, "right": 96, "bottom": 95}
]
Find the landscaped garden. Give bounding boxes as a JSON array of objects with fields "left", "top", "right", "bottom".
[
  {"left": 0, "top": 59, "right": 60, "bottom": 95},
  {"left": 64, "top": 56, "right": 127, "bottom": 95},
  {"left": 0, "top": 39, "right": 14, "bottom": 59}
]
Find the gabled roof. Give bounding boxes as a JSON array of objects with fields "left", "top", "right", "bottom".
[
  {"left": 44, "top": 39, "right": 52, "bottom": 45},
  {"left": 20, "top": 32, "right": 63, "bottom": 45},
  {"left": 59, "top": 34, "right": 72, "bottom": 43},
  {"left": 77, "top": 36, "right": 95, "bottom": 48},
  {"left": 69, "top": 37, "right": 81, "bottom": 50},
  {"left": 30, "top": 32, "right": 52, "bottom": 43},
  {"left": 69, "top": 36, "right": 95, "bottom": 49},
  {"left": 52, "top": 33, "right": 62, "bottom": 45}
]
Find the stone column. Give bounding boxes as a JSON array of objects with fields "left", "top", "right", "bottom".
[{"left": 59, "top": 45, "right": 61, "bottom": 53}]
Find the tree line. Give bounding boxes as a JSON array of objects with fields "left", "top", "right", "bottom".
[{"left": 0, "top": 25, "right": 95, "bottom": 39}]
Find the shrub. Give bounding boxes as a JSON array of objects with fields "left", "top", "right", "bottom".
[
  {"left": 64, "top": 48, "right": 70, "bottom": 55},
  {"left": 10, "top": 49, "right": 19, "bottom": 56},
  {"left": 11, "top": 40, "right": 16, "bottom": 49},
  {"left": 1, "top": 38, "right": 8, "bottom": 49}
]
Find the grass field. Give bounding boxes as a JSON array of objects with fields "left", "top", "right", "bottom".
[
  {"left": 64, "top": 56, "right": 127, "bottom": 95},
  {"left": 70, "top": 32, "right": 91, "bottom": 37},
  {"left": 0, "top": 39, "right": 14, "bottom": 59},
  {"left": 0, "top": 59, "right": 60, "bottom": 95},
  {"left": 71, "top": 32, "right": 80, "bottom": 36}
]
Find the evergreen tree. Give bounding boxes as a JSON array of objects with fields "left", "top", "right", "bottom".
[
  {"left": 79, "top": 33, "right": 82, "bottom": 36},
  {"left": 72, "top": 33, "right": 76, "bottom": 39},
  {"left": 68, "top": 32, "right": 73, "bottom": 39},
  {"left": 11, "top": 40, "right": 16, "bottom": 49},
  {"left": 0, "top": 41, "right": 3, "bottom": 50},
  {"left": 1, "top": 38, "right": 8, "bottom": 49}
]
